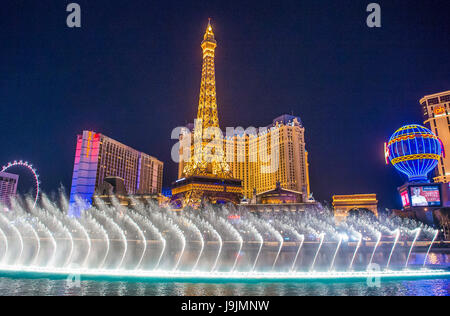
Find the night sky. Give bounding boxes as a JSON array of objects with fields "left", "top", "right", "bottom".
[{"left": 0, "top": 0, "right": 449, "bottom": 209}]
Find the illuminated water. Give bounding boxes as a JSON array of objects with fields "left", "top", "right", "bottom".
[
  {"left": 1, "top": 196, "right": 449, "bottom": 295},
  {"left": 0, "top": 253, "right": 447, "bottom": 296},
  {"left": 0, "top": 273, "right": 448, "bottom": 296}
]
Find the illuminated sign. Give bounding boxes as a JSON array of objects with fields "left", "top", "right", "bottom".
[
  {"left": 409, "top": 185, "right": 441, "bottom": 207},
  {"left": 434, "top": 106, "right": 445, "bottom": 115},
  {"left": 384, "top": 142, "right": 390, "bottom": 164},
  {"left": 400, "top": 190, "right": 410, "bottom": 207},
  {"left": 86, "top": 131, "right": 92, "bottom": 158}
]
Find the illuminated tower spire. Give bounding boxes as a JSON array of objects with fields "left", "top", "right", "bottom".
[
  {"left": 183, "top": 20, "right": 231, "bottom": 178},
  {"left": 198, "top": 18, "right": 219, "bottom": 129}
]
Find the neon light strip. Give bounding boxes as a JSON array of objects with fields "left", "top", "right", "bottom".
[
  {"left": 416, "top": 126, "right": 424, "bottom": 177},
  {"left": 388, "top": 133, "right": 438, "bottom": 146},
  {"left": 391, "top": 154, "right": 440, "bottom": 165},
  {"left": 399, "top": 129, "right": 415, "bottom": 177},
  {"left": 405, "top": 129, "right": 416, "bottom": 177},
  {"left": 0, "top": 265, "right": 448, "bottom": 282},
  {"left": 86, "top": 132, "right": 92, "bottom": 158}
]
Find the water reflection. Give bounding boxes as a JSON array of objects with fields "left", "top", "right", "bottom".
[
  {"left": 0, "top": 252, "right": 448, "bottom": 296},
  {"left": 409, "top": 253, "right": 450, "bottom": 266},
  {"left": 0, "top": 276, "right": 447, "bottom": 296}
]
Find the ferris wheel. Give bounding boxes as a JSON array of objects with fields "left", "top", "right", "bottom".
[{"left": 1, "top": 160, "right": 40, "bottom": 209}]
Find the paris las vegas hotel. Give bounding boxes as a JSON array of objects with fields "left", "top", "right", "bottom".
[
  {"left": 177, "top": 116, "right": 311, "bottom": 201},
  {"left": 176, "top": 20, "right": 311, "bottom": 203},
  {"left": 68, "top": 20, "right": 311, "bottom": 214}
]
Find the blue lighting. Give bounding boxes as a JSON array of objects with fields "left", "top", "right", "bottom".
[{"left": 387, "top": 125, "right": 443, "bottom": 182}]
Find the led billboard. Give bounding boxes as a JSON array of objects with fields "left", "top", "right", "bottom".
[{"left": 409, "top": 185, "right": 441, "bottom": 207}]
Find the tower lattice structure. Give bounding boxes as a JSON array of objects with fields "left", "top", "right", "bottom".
[{"left": 183, "top": 20, "right": 231, "bottom": 178}]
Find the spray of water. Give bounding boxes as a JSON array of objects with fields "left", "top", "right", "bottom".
[
  {"left": 291, "top": 235, "right": 305, "bottom": 272},
  {"left": 92, "top": 209, "right": 127, "bottom": 269},
  {"left": 203, "top": 219, "right": 222, "bottom": 272},
  {"left": 73, "top": 218, "right": 92, "bottom": 268},
  {"left": 128, "top": 209, "right": 165, "bottom": 270},
  {"left": 243, "top": 221, "right": 263, "bottom": 272},
  {"left": 182, "top": 217, "right": 204, "bottom": 272},
  {"left": 124, "top": 213, "right": 147, "bottom": 270},
  {"left": 311, "top": 233, "right": 325, "bottom": 271},
  {"left": 423, "top": 230, "right": 439, "bottom": 268},
  {"left": 405, "top": 228, "right": 421, "bottom": 269},
  {"left": 349, "top": 233, "right": 362, "bottom": 270},
  {"left": 368, "top": 231, "right": 382, "bottom": 269},
  {"left": 86, "top": 215, "right": 109, "bottom": 269},
  {"left": 330, "top": 235, "right": 344, "bottom": 271},
  {"left": 0, "top": 214, "right": 23, "bottom": 265},
  {"left": 218, "top": 217, "right": 243, "bottom": 272},
  {"left": 23, "top": 220, "right": 41, "bottom": 266},
  {"left": 386, "top": 229, "right": 401, "bottom": 270},
  {"left": 0, "top": 227, "right": 8, "bottom": 264},
  {"left": 170, "top": 219, "right": 186, "bottom": 271},
  {"left": 0, "top": 195, "right": 442, "bottom": 277}
]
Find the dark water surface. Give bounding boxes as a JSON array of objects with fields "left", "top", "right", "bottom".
[{"left": 0, "top": 276, "right": 448, "bottom": 296}]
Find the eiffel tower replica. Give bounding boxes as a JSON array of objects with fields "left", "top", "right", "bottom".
[{"left": 171, "top": 20, "right": 242, "bottom": 208}]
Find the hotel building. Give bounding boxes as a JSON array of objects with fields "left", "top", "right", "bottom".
[
  {"left": 226, "top": 115, "right": 310, "bottom": 200},
  {"left": 0, "top": 172, "right": 19, "bottom": 207},
  {"left": 69, "top": 131, "right": 163, "bottom": 215},
  {"left": 176, "top": 21, "right": 311, "bottom": 204},
  {"left": 421, "top": 90, "right": 450, "bottom": 183},
  {"left": 178, "top": 114, "right": 310, "bottom": 201}
]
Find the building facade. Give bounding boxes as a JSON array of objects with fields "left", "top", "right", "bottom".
[
  {"left": 92, "top": 176, "right": 160, "bottom": 209},
  {"left": 179, "top": 114, "right": 310, "bottom": 201},
  {"left": 421, "top": 90, "right": 450, "bottom": 183},
  {"left": 0, "top": 172, "right": 19, "bottom": 207},
  {"left": 332, "top": 194, "right": 379, "bottom": 222},
  {"left": 227, "top": 115, "right": 309, "bottom": 200},
  {"left": 241, "top": 182, "right": 319, "bottom": 213},
  {"left": 69, "top": 131, "right": 163, "bottom": 216},
  {"left": 255, "top": 182, "right": 304, "bottom": 205}
]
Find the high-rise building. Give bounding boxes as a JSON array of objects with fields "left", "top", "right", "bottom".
[
  {"left": 226, "top": 115, "right": 310, "bottom": 200},
  {"left": 0, "top": 171, "right": 19, "bottom": 207},
  {"left": 420, "top": 90, "right": 450, "bottom": 183},
  {"left": 179, "top": 115, "right": 310, "bottom": 201},
  {"left": 69, "top": 131, "right": 163, "bottom": 215},
  {"left": 176, "top": 22, "right": 311, "bottom": 203}
]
